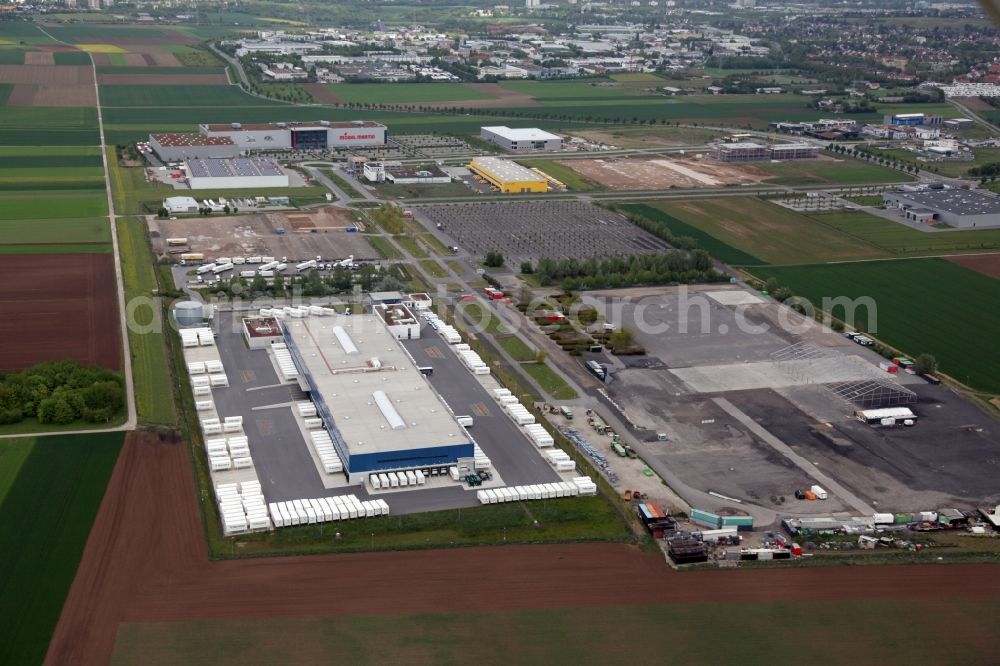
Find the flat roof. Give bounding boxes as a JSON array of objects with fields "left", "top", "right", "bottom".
[
  {"left": 770, "top": 142, "right": 817, "bottom": 150},
  {"left": 719, "top": 142, "right": 768, "bottom": 150},
  {"left": 889, "top": 188, "right": 1000, "bottom": 216},
  {"left": 243, "top": 317, "right": 282, "bottom": 338},
  {"left": 282, "top": 315, "right": 468, "bottom": 456},
  {"left": 151, "top": 133, "right": 235, "bottom": 148},
  {"left": 202, "top": 120, "right": 386, "bottom": 132},
  {"left": 470, "top": 156, "right": 546, "bottom": 184},
  {"left": 374, "top": 303, "right": 419, "bottom": 327},
  {"left": 482, "top": 125, "right": 562, "bottom": 142},
  {"left": 187, "top": 157, "right": 283, "bottom": 179}
]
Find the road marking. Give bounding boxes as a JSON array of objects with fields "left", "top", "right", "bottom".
[
  {"left": 425, "top": 346, "right": 444, "bottom": 359},
  {"left": 471, "top": 402, "right": 491, "bottom": 417}
]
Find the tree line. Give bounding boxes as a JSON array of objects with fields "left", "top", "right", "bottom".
[
  {"left": 535, "top": 252, "right": 725, "bottom": 291},
  {"left": 0, "top": 361, "right": 125, "bottom": 426}
]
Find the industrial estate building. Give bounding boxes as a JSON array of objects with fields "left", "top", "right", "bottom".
[
  {"left": 883, "top": 187, "right": 1000, "bottom": 228},
  {"left": 362, "top": 161, "right": 452, "bottom": 185},
  {"left": 201, "top": 120, "right": 388, "bottom": 151},
  {"left": 480, "top": 126, "right": 563, "bottom": 152},
  {"left": 186, "top": 157, "right": 289, "bottom": 190},
  {"left": 713, "top": 141, "right": 819, "bottom": 162},
  {"left": 281, "top": 315, "right": 474, "bottom": 483},
  {"left": 149, "top": 120, "right": 388, "bottom": 160},
  {"left": 468, "top": 156, "right": 549, "bottom": 193},
  {"left": 150, "top": 133, "right": 241, "bottom": 161}
]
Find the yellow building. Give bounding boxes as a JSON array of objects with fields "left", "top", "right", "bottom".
[{"left": 468, "top": 157, "right": 548, "bottom": 193}]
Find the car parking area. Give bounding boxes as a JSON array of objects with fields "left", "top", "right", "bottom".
[{"left": 418, "top": 201, "right": 672, "bottom": 265}]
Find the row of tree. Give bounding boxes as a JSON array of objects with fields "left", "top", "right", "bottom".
[
  {"left": 535, "top": 252, "right": 724, "bottom": 291},
  {"left": 0, "top": 361, "right": 124, "bottom": 426}
]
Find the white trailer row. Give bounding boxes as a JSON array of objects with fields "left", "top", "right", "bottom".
[
  {"left": 296, "top": 400, "right": 317, "bottom": 417},
  {"left": 476, "top": 478, "right": 594, "bottom": 504},
  {"left": 472, "top": 443, "right": 491, "bottom": 471},
  {"left": 268, "top": 495, "right": 389, "bottom": 527},
  {"left": 524, "top": 423, "right": 553, "bottom": 448},
  {"left": 368, "top": 469, "right": 427, "bottom": 489},
  {"left": 308, "top": 429, "right": 343, "bottom": 473},
  {"left": 180, "top": 327, "right": 215, "bottom": 348},
  {"left": 206, "top": 435, "right": 254, "bottom": 471},
  {"left": 571, "top": 476, "right": 598, "bottom": 495},
  {"left": 544, "top": 448, "right": 576, "bottom": 472},
  {"left": 457, "top": 349, "right": 490, "bottom": 375},
  {"left": 272, "top": 343, "right": 299, "bottom": 380},
  {"left": 437, "top": 323, "right": 462, "bottom": 345},
  {"left": 216, "top": 480, "right": 270, "bottom": 534}
]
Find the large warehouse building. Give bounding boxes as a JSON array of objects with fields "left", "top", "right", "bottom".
[
  {"left": 713, "top": 141, "right": 819, "bottom": 162},
  {"left": 200, "top": 120, "right": 387, "bottom": 150},
  {"left": 883, "top": 187, "right": 1000, "bottom": 228},
  {"left": 480, "top": 126, "right": 563, "bottom": 152},
  {"left": 149, "top": 120, "right": 387, "bottom": 159},
  {"left": 469, "top": 156, "right": 548, "bottom": 193},
  {"left": 186, "top": 157, "right": 289, "bottom": 189},
  {"left": 149, "top": 133, "right": 241, "bottom": 161},
  {"left": 281, "top": 315, "right": 474, "bottom": 483}
]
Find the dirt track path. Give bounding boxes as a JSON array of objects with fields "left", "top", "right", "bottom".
[{"left": 47, "top": 433, "right": 1000, "bottom": 666}]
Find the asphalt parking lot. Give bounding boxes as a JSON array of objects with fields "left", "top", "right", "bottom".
[
  {"left": 401, "top": 335, "right": 561, "bottom": 488},
  {"left": 585, "top": 286, "right": 1000, "bottom": 514}
]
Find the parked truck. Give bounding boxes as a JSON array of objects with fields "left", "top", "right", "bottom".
[
  {"left": 212, "top": 263, "right": 234, "bottom": 275},
  {"left": 296, "top": 260, "right": 318, "bottom": 272}
]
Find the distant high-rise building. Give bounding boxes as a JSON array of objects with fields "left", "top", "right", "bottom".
[
  {"left": 64, "top": 0, "right": 77, "bottom": 8},
  {"left": 525, "top": 0, "right": 541, "bottom": 8},
  {"left": 87, "top": 0, "right": 101, "bottom": 9}
]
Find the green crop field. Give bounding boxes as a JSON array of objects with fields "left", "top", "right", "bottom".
[
  {"left": 0, "top": 146, "right": 103, "bottom": 168},
  {"left": 0, "top": 107, "right": 99, "bottom": 145},
  {"left": 100, "top": 84, "right": 283, "bottom": 107},
  {"left": 0, "top": 192, "right": 107, "bottom": 219},
  {"left": 53, "top": 50, "right": 93, "bottom": 66},
  {"left": 0, "top": 82, "right": 10, "bottom": 105},
  {"left": 96, "top": 65, "right": 225, "bottom": 76},
  {"left": 326, "top": 82, "right": 495, "bottom": 104},
  {"left": 755, "top": 157, "right": 911, "bottom": 186},
  {"left": 0, "top": 49, "right": 24, "bottom": 65},
  {"left": 0, "top": 438, "right": 34, "bottom": 506},
  {"left": 0, "top": 166, "right": 104, "bottom": 190},
  {"left": 0, "top": 217, "right": 111, "bottom": 246},
  {"left": 619, "top": 203, "right": 764, "bottom": 265},
  {"left": 0, "top": 432, "right": 124, "bottom": 666},
  {"left": 116, "top": 216, "right": 177, "bottom": 425},
  {"left": 749, "top": 259, "right": 1000, "bottom": 393},
  {"left": 640, "top": 198, "right": 888, "bottom": 264},
  {"left": 109, "top": 598, "right": 1000, "bottom": 666},
  {"left": 809, "top": 210, "right": 1000, "bottom": 256},
  {"left": 498, "top": 334, "right": 535, "bottom": 362}
]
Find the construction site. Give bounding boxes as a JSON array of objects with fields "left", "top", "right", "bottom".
[
  {"left": 148, "top": 208, "right": 378, "bottom": 262},
  {"left": 581, "top": 284, "right": 1000, "bottom": 521},
  {"left": 552, "top": 155, "right": 773, "bottom": 190}
]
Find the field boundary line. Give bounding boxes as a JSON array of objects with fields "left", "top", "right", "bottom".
[{"left": 37, "top": 25, "right": 137, "bottom": 432}]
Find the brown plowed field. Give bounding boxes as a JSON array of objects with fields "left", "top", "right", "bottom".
[
  {"left": 24, "top": 51, "right": 55, "bottom": 65},
  {"left": 0, "top": 64, "right": 90, "bottom": 85},
  {"left": 0, "top": 254, "right": 120, "bottom": 371},
  {"left": 947, "top": 253, "right": 1000, "bottom": 279},
  {"left": 304, "top": 83, "right": 343, "bottom": 105},
  {"left": 91, "top": 53, "right": 111, "bottom": 67},
  {"left": 150, "top": 53, "right": 182, "bottom": 67},
  {"left": 123, "top": 53, "right": 147, "bottom": 67},
  {"left": 558, "top": 156, "right": 770, "bottom": 190},
  {"left": 7, "top": 83, "right": 96, "bottom": 107},
  {"left": 47, "top": 431, "right": 1000, "bottom": 666},
  {"left": 420, "top": 83, "right": 539, "bottom": 109},
  {"left": 96, "top": 73, "right": 228, "bottom": 85}
]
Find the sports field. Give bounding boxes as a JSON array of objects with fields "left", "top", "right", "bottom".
[
  {"left": 0, "top": 432, "right": 124, "bottom": 666},
  {"left": 642, "top": 197, "right": 888, "bottom": 264},
  {"left": 109, "top": 597, "right": 1000, "bottom": 665},
  {"left": 748, "top": 258, "right": 1000, "bottom": 393}
]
